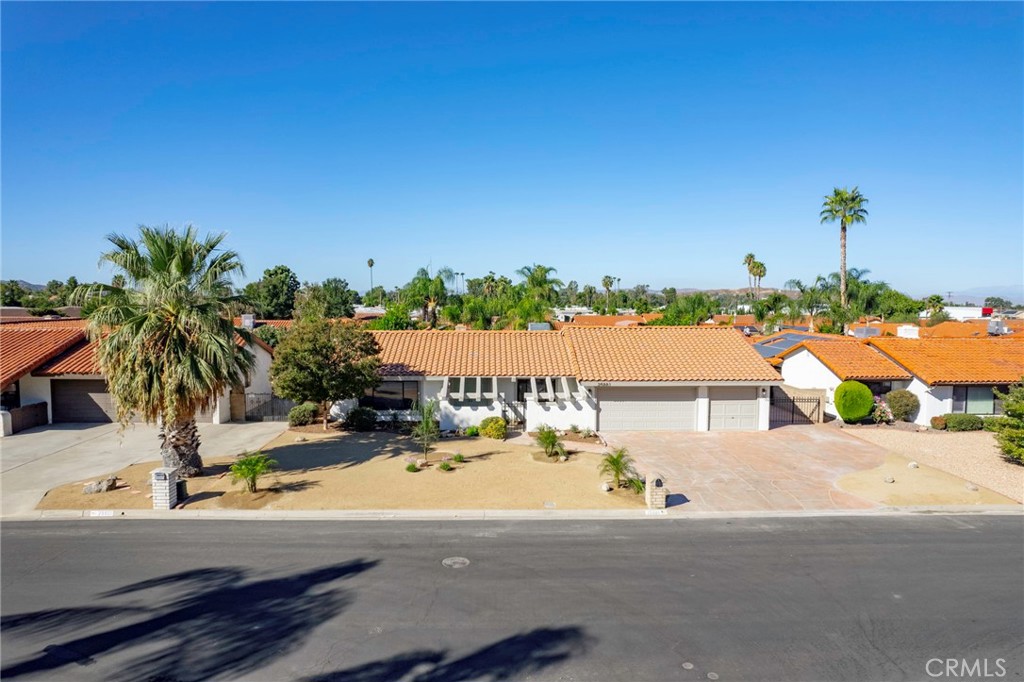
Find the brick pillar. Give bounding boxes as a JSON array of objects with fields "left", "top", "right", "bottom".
[
  {"left": 645, "top": 472, "right": 666, "bottom": 509},
  {"left": 151, "top": 467, "right": 178, "bottom": 510}
]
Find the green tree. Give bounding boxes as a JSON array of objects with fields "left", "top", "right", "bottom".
[
  {"left": 985, "top": 296, "right": 1014, "bottom": 310},
  {"left": 74, "top": 225, "right": 255, "bottom": 477},
  {"left": 784, "top": 277, "right": 828, "bottom": 332},
  {"left": 270, "top": 317, "right": 381, "bottom": 429},
  {"left": 516, "top": 264, "right": 563, "bottom": 303},
  {"left": 366, "top": 302, "right": 416, "bottom": 330},
  {"left": 601, "top": 275, "right": 615, "bottom": 311},
  {"left": 0, "top": 281, "right": 27, "bottom": 306},
  {"left": 658, "top": 293, "right": 717, "bottom": 326},
  {"left": 662, "top": 287, "right": 677, "bottom": 306},
  {"left": 253, "top": 324, "right": 286, "bottom": 348},
  {"left": 820, "top": 187, "right": 869, "bottom": 308},
  {"left": 992, "top": 381, "right": 1024, "bottom": 464},
  {"left": 245, "top": 265, "right": 300, "bottom": 319},
  {"left": 581, "top": 284, "right": 598, "bottom": 308},
  {"left": 742, "top": 253, "right": 756, "bottom": 298},
  {"left": 751, "top": 261, "right": 767, "bottom": 299},
  {"left": 322, "top": 278, "right": 357, "bottom": 318}
]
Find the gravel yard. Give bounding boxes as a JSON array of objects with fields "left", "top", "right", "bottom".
[{"left": 847, "top": 429, "right": 1023, "bottom": 503}]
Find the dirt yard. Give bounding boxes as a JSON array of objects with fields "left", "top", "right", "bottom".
[
  {"left": 846, "top": 429, "right": 1023, "bottom": 503},
  {"left": 36, "top": 431, "right": 646, "bottom": 511}
]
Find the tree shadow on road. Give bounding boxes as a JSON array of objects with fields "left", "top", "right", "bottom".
[
  {"left": 1, "top": 559, "right": 378, "bottom": 681},
  {"left": 302, "top": 625, "right": 593, "bottom": 682}
]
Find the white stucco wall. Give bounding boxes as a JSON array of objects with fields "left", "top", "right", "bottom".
[
  {"left": 780, "top": 349, "right": 843, "bottom": 417},
  {"left": 525, "top": 396, "right": 597, "bottom": 432},
  {"left": 18, "top": 374, "right": 53, "bottom": 421},
  {"left": 246, "top": 343, "right": 274, "bottom": 395},
  {"left": 905, "top": 378, "right": 952, "bottom": 426},
  {"left": 757, "top": 386, "right": 771, "bottom": 431}
]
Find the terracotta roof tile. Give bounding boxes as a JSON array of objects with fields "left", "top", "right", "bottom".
[
  {"left": 564, "top": 315, "right": 647, "bottom": 327},
  {"left": 34, "top": 339, "right": 100, "bottom": 376},
  {"left": 564, "top": 326, "right": 781, "bottom": 383},
  {"left": 781, "top": 341, "right": 912, "bottom": 381},
  {"left": 0, "top": 327, "right": 87, "bottom": 387},
  {"left": 868, "top": 337, "right": 1024, "bottom": 385},
  {"left": 371, "top": 330, "right": 577, "bottom": 377},
  {"left": 0, "top": 318, "right": 89, "bottom": 328}
]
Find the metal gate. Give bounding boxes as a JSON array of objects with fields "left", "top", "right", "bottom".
[
  {"left": 244, "top": 393, "right": 298, "bottom": 422},
  {"left": 769, "top": 391, "right": 822, "bottom": 426}
]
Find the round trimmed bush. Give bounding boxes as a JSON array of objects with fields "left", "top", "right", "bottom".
[
  {"left": 479, "top": 416, "right": 507, "bottom": 440},
  {"left": 930, "top": 415, "right": 947, "bottom": 430},
  {"left": 288, "top": 402, "right": 318, "bottom": 427},
  {"left": 944, "top": 413, "right": 983, "bottom": 432},
  {"left": 834, "top": 380, "right": 874, "bottom": 423},
  {"left": 885, "top": 389, "right": 920, "bottom": 423},
  {"left": 343, "top": 406, "right": 378, "bottom": 431}
]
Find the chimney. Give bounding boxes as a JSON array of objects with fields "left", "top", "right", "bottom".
[{"left": 241, "top": 314, "right": 255, "bottom": 330}]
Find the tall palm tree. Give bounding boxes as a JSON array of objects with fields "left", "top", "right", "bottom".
[
  {"left": 515, "top": 264, "right": 563, "bottom": 303},
  {"left": 75, "top": 226, "right": 254, "bottom": 477},
  {"left": 581, "top": 284, "right": 597, "bottom": 308},
  {"left": 751, "top": 261, "right": 767, "bottom": 299},
  {"left": 601, "top": 275, "right": 615, "bottom": 311},
  {"left": 367, "top": 258, "right": 375, "bottom": 303},
  {"left": 820, "top": 187, "right": 869, "bottom": 307},
  {"left": 742, "top": 253, "right": 756, "bottom": 298}
]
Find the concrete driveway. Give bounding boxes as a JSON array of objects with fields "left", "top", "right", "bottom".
[
  {"left": 0, "top": 422, "right": 286, "bottom": 517},
  {"left": 602, "top": 425, "right": 888, "bottom": 512}
]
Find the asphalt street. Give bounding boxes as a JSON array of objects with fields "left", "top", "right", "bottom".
[{"left": 1, "top": 516, "right": 1021, "bottom": 681}]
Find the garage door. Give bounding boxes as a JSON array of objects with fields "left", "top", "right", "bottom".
[
  {"left": 51, "top": 379, "right": 116, "bottom": 423},
  {"left": 598, "top": 386, "right": 696, "bottom": 431},
  {"left": 709, "top": 387, "right": 759, "bottom": 431}
]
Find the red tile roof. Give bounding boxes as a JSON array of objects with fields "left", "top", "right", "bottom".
[
  {"left": 868, "top": 337, "right": 1024, "bottom": 385},
  {"left": 780, "top": 341, "right": 912, "bottom": 381},
  {"left": 0, "top": 327, "right": 87, "bottom": 388}
]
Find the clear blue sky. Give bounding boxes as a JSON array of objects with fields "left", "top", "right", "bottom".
[{"left": 3, "top": 2, "right": 1022, "bottom": 300}]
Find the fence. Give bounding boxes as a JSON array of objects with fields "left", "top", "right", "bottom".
[
  {"left": 9, "top": 402, "right": 49, "bottom": 434},
  {"left": 769, "top": 393, "right": 822, "bottom": 426},
  {"left": 243, "top": 393, "right": 298, "bottom": 422}
]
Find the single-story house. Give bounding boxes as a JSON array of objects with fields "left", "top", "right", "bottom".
[
  {"left": 362, "top": 326, "right": 781, "bottom": 432},
  {"left": 778, "top": 336, "right": 1024, "bottom": 425},
  {"left": 1, "top": 319, "right": 274, "bottom": 432}
]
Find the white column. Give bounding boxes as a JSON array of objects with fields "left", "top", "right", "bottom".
[
  {"left": 696, "top": 386, "right": 710, "bottom": 432},
  {"left": 757, "top": 385, "right": 771, "bottom": 431}
]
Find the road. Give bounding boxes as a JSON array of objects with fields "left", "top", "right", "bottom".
[{"left": 1, "top": 516, "right": 1021, "bottom": 681}]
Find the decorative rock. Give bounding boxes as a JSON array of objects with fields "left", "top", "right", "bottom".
[
  {"left": 966, "top": 483, "right": 979, "bottom": 492},
  {"left": 601, "top": 482, "right": 613, "bottom": 492},
  {"left": 908, "top": 461, "right": 919, "bottom": 469},
  {"left": 294, "top": 436, "right": 307, "bottom": 443},
  {"left": 884, "top": 476, "right": 895, "bottom": 484},
  {"left": 416, "top": 458, "right": 428, "bottom": 469},
  {"left": 558, "top": 455, "right": 568, "bottom": 462},
  {"left": 83, "top": 477, "right": 118, "bottom": 494}
]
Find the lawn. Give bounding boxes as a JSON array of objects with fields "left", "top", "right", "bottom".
[{"left": 36, "top": 430, "right": 647, "bottom": 511}]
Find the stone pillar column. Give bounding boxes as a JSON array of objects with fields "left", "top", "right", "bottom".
[
  {"left": 645, "top": 472, "right": 666, "bottom": 510},
  {"left": 151, "top": 467, "right": 178, "bottom": 510}
]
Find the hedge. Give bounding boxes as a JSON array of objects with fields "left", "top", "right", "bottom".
[
  {"left": 287, "top": 402, "right": 318, "bottom": 427},
  {"left": 343, "top": 406, "right": 378, "bottom": 432},
  {"left": 943, "top": 413, "right": 983, "bottom": 432}
]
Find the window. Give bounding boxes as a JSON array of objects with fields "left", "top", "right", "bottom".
[
  {"left": 360, "top": 381, "right": 418, "bottom": 410},
  {"left": 952, "top": 385, "right": 1003, "bottom": 415},
  {"left": 863, "top": 381, "right": 892, "bottom": 397}
]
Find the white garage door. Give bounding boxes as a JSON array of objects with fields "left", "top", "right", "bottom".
[
  {"left": 709, "top": 387, "right": 759, "bottom": 431},
  {"left": 598, "top": 386, "right": 696, "bottom": 431}
]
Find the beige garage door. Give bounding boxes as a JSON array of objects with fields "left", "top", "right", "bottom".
[
  {"left": 51, "top": 379, "right": 116, "bottom": 423},
  {"left": 598, "top": 386, "right": 696, "bottom": 431},
  {"left": 709, "top": 387, "right": 759, "bottom": 431}
]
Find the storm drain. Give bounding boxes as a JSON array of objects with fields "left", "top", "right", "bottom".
[{"left": 441, "top": 556, "right": 470, "bottom": 569}]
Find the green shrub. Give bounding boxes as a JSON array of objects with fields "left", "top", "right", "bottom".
[
  {"left": 626, "top": 477, "right": 646, "bottom": 495},
  {"left": 479, "top": 416, "right": 507, "bottom": 440},
  {"left": 343, "top": 406, "right": 378, "bottom": 431},
  {"left": 287, "top": 402, "right": 318, "bottom": 427},
  {"left": 405, "top": 462, "right": 419, "bottom": 473},
  {"left": 944, "top": 413, "right": 983, "bottom": 432},
  {"left": 581, "top": 428, "right": 595, "bottom": 439},
  {"left": 438, "top": 461, "right": 453, "bottom": 472},
  {"left": 535, "top": 425, "right": 566, "bottom": 458},
  {"left": 464, "top": 426, "right": 480, "bottom": 437},
  {"left": 983, "top": 416, "right": 1014, "bottom": 433},
  {"left": 834, "top": 380, "right": 874, "bottom": 423},
  {"left": 568, "top": 424, "right": 580, "bottom": 434},
  {"left": 453, "top": 453, "right": 465, "bottom": 463},
  {"left": 992, "top": 383, "right": 1024, "bottom": 464},
  {"left": 229, "top": 452, "right": 278, "bottom": 493},
  {"left": 885, "top": 389, "right": 920, "bottom": 423},
  {"left": 930, "top": 415, "right": 947, "bottom": 430}
]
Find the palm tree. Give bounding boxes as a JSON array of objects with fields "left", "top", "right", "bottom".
[
  {"left": 581, "top": 284, "right": 597, "bottom": 308},
  {"left": 820, "top": 187, "right": 869, "bottom": 307},
  {"left": 785, "top": 277, "right": 828, "bottom": 332},
  {"left": 367, "top": 258, "right": 375, "bottom": 304},
  {"left": 515, "top": 264, "right": 563, "bottom": 303},
  {"left": 751, "top": 261, "right": 767, "bottom": 299},
  {"left": 75, "top": 226, "right": 254, "bottom": 477},
  {"left": 742, "top": 253, "right": 756, "bottom": 298},
  {"left": 601, "top": 275, "right": 615, "bottom": 311},
  {"left": 599, "top": 447, "right": 637, "bottom": 489}
]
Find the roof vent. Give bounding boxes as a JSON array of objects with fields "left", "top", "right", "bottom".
[
  {"left": 241, "top": 314, "right": 255, "bottom": 330},
  {"left": 988, "top": 319, "right": 1007, "bottom": 336},
  {"left": 896, "top": 325, "right": 919, "bottom": 339}
]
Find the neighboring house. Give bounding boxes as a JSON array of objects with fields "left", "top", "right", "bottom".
[
  {"left": 554, "top": 313, "right": 663, "bottom": 328},
  {"left": 1, "top": 319, "right": 274, "bottom": 429},
  {"left": 778, "top": 340, "right": 913, "bottom": 419},
  {"left": 359, "top": 326, "right": 780, "bottom": 432},
  {"left": 750, "top": 330, "right": 854, "bottom": 367},
  {"left": 778, "top": 336, "right": 1024, "bottom": 425},
  {"left": 848, "top": 320, "right": 1020, "bottom": 339}
]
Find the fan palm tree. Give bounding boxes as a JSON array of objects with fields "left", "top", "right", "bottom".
[
  {"left": 601, "top": 275, "right": 615, "bottom": 311},
  {"left": 515, "top": 264, "right": 563, "bottom": 303},
  {"left": 751, "top": 261, "right": 767, "bottom": 299},
  {"left": 742, "top": 253, "right": 756, "bottom": 298},
  {"left": 820, "top": 187, "right": 869, "bottom": 307},
  {"left": 74, "top": 225, "right": 254, "bottom": 477},
  {"left": 367, "top": 258, "right": 375, "bottom": 303}
]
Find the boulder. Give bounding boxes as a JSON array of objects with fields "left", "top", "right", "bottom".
[
  {"left": 83, "top": 477, "right": 118, "bottom": 494},
  {"left": 884, "top": 476, "right": 895, "bottom": 484},
  {"left": 601, "top": 482, "right": 613, "bottom": 492},
  {"left": 908, "top": 461, "right": 919, "bottom": 469}
]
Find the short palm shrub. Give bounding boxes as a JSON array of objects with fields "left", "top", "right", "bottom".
[
  {"left": 992, "top": 383, "right": 1024, "bottom": 464},
  {"left": 229, "top": 452, "right": 278, "bottom": 493},
  {"left": 479, "top": 416, "right": 507, "bottom": 440},
  {"left": 930, "top": 415, "right": 947, "bottom": 430},
  {"left": 626, "top": 477, "right": 646, "bottom": 495},
  {"left": 944, "top": 413, "right": 983, "bottom": 432},
  {"left": 834, "top": 380, "right": 874, "bottom": 423},
  {"left": 599, "top": 447, "right": 637, "bottom": 489},
  {"left": 411, "top": 400, "right": 441, "bottom": 458},
  {"left": 288, "top": 402, "right": 318, "bottom": 427},
  {"left": 535, "top": 425, "right": 567, "bottom": 458},
  {"left": 465, "top": 426, "right": 480, "bottom": 437},
  {"left": 344, "top": 406, "right": 377, "bottom": 431},
  {"left": 885, "top": 389, "right": 920, "bottom": 422}
]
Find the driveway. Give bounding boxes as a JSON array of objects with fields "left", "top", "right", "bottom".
[
  {"left": 602, "top": 425, "right": 889, "bottom": 512},
  {"left": 0, "top": 422, "right": 286, "bottom": 517}
]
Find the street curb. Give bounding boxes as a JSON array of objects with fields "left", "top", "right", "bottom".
[{"left": 3, "top": 504, "right": 1021, "bottom": 522}]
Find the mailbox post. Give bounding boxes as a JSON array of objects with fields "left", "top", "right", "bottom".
[
  {"left": 151, "top": 467, "right": 178, "bottom": 510},
  {"left": 645, "top": 472, "right": 666, "bottom": 510}
]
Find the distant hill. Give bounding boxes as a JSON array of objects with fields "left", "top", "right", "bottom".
[{"left": 13, "top": 280, "right": 44, "bottom": 292}]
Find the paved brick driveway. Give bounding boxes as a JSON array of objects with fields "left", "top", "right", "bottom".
[{"left": 602, "top": 425, "right": 887, "bottom": 512}]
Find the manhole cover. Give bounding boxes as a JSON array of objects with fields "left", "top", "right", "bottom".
[{"left": 441, "top": 556, "right": 470, "bottom": 569}]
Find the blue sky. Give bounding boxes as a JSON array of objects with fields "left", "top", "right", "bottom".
[{"left": 2, "top": 2, "right": 1022, "bottom": 299}]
